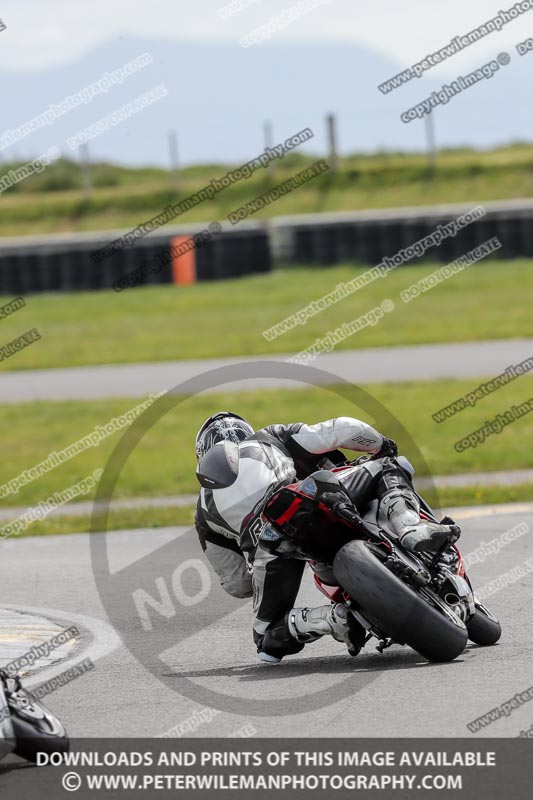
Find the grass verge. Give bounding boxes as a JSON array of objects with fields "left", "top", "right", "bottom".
[
  {"left": 1, "top": 376, "right": 532, "bottom": 513},
  {"left": 7, "top": 483, "right": 533, "bottom": 538},
  {"left": 1, "top": 260, "right": 532, "bottom": 370},
  {"left": 3, "top": 145, "right": 533, "bottom": 236},
  {"left": 3, "top": 506, "right": 196, "bottom": 538}
]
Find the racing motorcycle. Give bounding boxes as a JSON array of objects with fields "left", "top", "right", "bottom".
[
  {"left": 0, "top": 669, "right": 69, "bottom": 763},
  {"left": 261, "top": 456, "right": 502, "bottom": 663}
]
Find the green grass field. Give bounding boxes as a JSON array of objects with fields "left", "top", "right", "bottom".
[
  {"left": 1, "top": 376, "right": 532, "bottom": 518},
  {"left": 10, "top": 483, "right": 533, "bottom": 538},
  {"left": 2, "top": 144, "right": 533, "bottom": 236},
  {"left": 9, "top": 506, "right": 197, "bottom": 537},
  {"left": 1, "top": 260, "right": 531, "bottom": 370},
  {"left": 2, "top": 142, "right": 532, "bottom": 533}
]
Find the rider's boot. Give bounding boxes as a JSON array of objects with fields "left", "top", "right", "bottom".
[
  {"left": 287, "top": 603, "right": 366, "bottom": 657},
  {"left": 380, "top": 488, "right": 460, "bottom": 553},
  {"left": 376, "top": 458, "right": 460, "bottom": 553}
]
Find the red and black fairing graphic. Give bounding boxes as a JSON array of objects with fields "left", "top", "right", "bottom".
[
  {"left": 262, "top": 482, "right": 369, "bottom": 564},
  {"left": 452, "top": 544, "right": 466, "bottom": 578},
  {"left": 311, "top": 569, "right": 348, "bottom": 605}
]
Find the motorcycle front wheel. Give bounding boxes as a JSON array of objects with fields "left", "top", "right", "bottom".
[
  {"left": 333, "top": 540, "right": 468, "bottom": 663},
  {"left": 8, "top": 689, "right": 69, "bottom": 763},
  {"left": 11, "top": 716, "right": 70, "bottom": 763}
]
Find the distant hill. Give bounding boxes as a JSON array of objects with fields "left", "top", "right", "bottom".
[{"left": 1, "top": 36, "right": 532, "bottom": 166}]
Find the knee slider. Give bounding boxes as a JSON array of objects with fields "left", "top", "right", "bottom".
[{"left": 221, "top": 576, "right": 253, "bottom": 598}]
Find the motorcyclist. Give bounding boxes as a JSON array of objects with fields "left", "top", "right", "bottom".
[{"left": 194, "top": 411, "right": 460, "bottom": 663}]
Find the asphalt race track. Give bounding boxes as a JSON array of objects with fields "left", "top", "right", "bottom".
[
  {"left": 0, "top": 503, "right": 531, "bottom": 741},
  {"left": 2, "top": 339, "right": 532, "bottom": 402}
]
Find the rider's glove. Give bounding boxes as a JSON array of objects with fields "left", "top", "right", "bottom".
[{"left": 375, "top": 436, "right": 398, "bottom": 459}]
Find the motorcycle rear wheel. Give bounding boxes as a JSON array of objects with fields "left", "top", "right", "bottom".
[{"left": 333, "top": 540, "right": 468, "bottom": 663}]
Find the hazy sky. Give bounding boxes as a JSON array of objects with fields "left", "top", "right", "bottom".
[{"left": 2, "top": 0, "right": 530, "bottom": 72}]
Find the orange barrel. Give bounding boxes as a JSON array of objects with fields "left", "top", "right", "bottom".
[{"left": 170, "top": 235, "right": 197, "bottom": 285}]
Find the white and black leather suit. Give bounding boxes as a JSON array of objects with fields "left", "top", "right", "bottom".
[{"left": 194, "top": 417, "right": 412, "bottom": 651}]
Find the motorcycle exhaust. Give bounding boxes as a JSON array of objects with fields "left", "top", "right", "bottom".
[{"left": 444, "top": 592, "right": 461, "bottom": 607}]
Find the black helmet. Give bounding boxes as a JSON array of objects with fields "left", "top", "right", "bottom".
[{"left": 195, "top": 411, "right": 254, "bottom": 460}]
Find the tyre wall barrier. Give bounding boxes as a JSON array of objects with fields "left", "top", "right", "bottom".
[
  {"left": 0, "top": 223, "right": 271, "bottom": 294},
  {"left": 0, "top": 201, "right": 531, "bottom": 293},
  {"left": 271, "top": 201, "right": 533, "bottom": 265}
]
